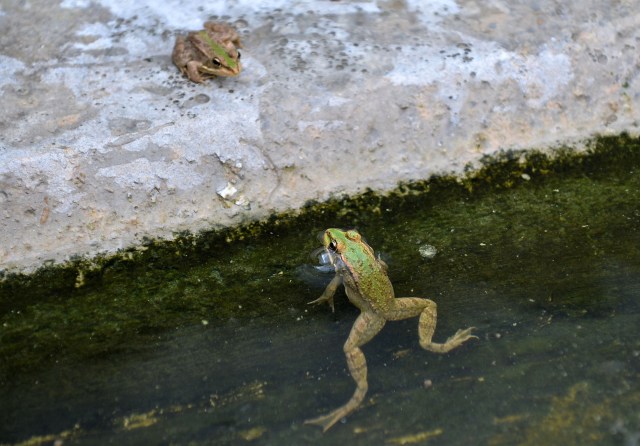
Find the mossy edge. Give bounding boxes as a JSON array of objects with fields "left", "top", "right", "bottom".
[{"left": 1, "top": 133, "right": 638, "bottom": 305}]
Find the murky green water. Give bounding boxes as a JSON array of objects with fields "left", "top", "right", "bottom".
[{"left": 1, "top": 136, "right": 640, "bottom": 445}]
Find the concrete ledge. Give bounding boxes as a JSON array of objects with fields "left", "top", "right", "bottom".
[{"left": 1, "top": 0, "right": 639, "bottom": 273}]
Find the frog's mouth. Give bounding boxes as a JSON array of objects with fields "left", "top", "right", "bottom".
[
  {"left": 312, "top": 231, "right": 334, "bottom": 269},
  {"left": 311, "top": 246, "right": 333, "bottom": 271},
  {"left": 311, "top": 246, "right": 344, "bottom": 272}
]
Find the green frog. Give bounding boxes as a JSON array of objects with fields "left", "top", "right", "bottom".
[
  {"left": 172, "top": 22, "right": 242, "bottom": 83},
  {"left": 305, "top": 228, "right": 477, "bottom": 431}
]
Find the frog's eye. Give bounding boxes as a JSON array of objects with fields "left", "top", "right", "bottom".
[
  {"left": 211, "top": 58, "right": 222, "bottom": 67},
  {"left": 237, "top": 51, "right": 241, "bottom": 59},
  {"left": 328, "top": 240, "right": 338, "bottom": 252}
]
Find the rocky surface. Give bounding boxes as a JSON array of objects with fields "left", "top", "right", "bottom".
[{"left": 1, "top": 0, "right": 639, "bottom": 273}]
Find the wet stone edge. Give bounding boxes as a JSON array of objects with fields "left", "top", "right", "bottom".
[{"left": 1, "top": 132, "right": 639, "bottom": 306}]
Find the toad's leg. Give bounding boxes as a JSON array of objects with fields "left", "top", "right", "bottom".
[
  {"left": 385, "top": 298, "right": 476, "bottom": 353},
  {"left": 305, "top": 310, "right": 386, "bottom": 431}
]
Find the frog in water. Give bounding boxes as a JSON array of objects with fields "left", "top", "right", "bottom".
[{"left": 305, "top": 228, "right": 477, "bottom": 431}]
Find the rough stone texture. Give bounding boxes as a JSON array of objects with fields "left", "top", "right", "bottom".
[{"left": 1, "top": 0, "right": 639, "bottom": 273}]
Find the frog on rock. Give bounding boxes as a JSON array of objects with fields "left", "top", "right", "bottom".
[
  {"left": 172, "top": 22, "right": 242, "bottom": 83},
  {"left": 305, "top": 228, "right": 477, "bottom": 432}
]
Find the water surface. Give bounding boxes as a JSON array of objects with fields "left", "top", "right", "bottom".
[{"left": 1, "top": 138, "right": 639, "bottom": 445}]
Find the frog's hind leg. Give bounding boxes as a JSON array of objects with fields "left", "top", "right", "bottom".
[
  {"left": 386, "top": 298, "right": 477, "bottom": 354},
  {"left": 305, "top": 311, "right": 386, "bottom": 431}
]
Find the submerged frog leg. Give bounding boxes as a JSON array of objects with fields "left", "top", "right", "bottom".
[
  {"left": 307, "top": 274, "right": 342, "bottom": 312},
  {"left": 386, "top": 298, "right": 477, "bottom": 353},
  {"left": 305, "top": 311, "right": 386, "bottom": 431}
]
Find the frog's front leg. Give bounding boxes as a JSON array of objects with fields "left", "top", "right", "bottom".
[
  {"left": 386, "top": 297, "right": 477, "bottom": 353},
  {"left": 185, "top": 60, "right": 205, "bottom": 83},
  {"left": 307, "top": 274, "right": 342, "bottom": 313},
  {"left": 305, "top": 311, "right": 386, "bottom": 431}
]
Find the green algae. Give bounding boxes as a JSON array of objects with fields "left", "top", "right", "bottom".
[
  {"left": 1, "top": 133, "right": 639, "bottom": 444},
  {"left": 2, "top": 134, "right": 637, "bottom": 303}
]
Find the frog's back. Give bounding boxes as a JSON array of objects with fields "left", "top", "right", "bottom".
[{"left": 344, "top": 245, "right": 395, "bottom": 313}]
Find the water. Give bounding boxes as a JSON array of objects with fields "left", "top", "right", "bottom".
[{"left": 1, "top": 136, "right": 639, "bottom": 445}]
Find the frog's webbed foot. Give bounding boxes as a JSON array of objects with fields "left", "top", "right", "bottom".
[
  {"left": 441, "top": 327, "right": 478, "bottom": 351},
  {"left": 421, "top": 323, "right": 477, "bottom": 354},
  {"left": 304, "top": 407, "right": 348, "bottom": 432}
]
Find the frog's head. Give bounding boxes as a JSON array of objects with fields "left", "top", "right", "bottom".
[
  {"left": 321, "top": 228, "right": 376, "bottom": 273},
  {"left": 323, "top": 228, "right": 362, "bottom": 254},
  {"left": 198, "top": 31, "right": 242, "bottom": 77},
  {"left": 320, "top": 228, "right": 355, "bottom": 270}
]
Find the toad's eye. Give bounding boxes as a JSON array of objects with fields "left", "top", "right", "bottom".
[
  {"left": 212, "top": 58, "right": 222, "bottom": 67},
  {"left": 328, "top": 240, "right": 338, "bottom": 252},
  {"left": 237, "top": 51, "right": 241, "bottom": 59}
]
